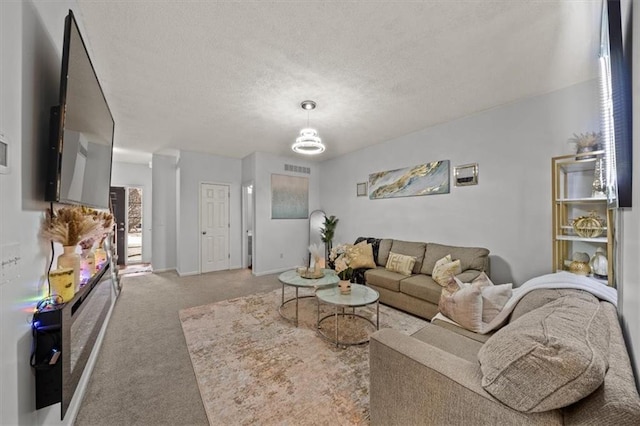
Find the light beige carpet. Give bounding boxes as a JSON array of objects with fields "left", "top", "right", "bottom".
[{"left": 179, "top": 288, "right": 428, "bottom": 425}]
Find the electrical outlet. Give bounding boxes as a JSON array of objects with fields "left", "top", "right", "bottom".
[{"left": 1, "top": 242, "right": 21, "bottom": 286}]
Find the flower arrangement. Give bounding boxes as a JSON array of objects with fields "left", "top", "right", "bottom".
[
  {"left": 79, "top": 208, "right": 114, "bottom": 249},
  {"left": 329, "top": 243, "right": 353, "bottom": 281},
  {"left": 568, "top": 132, "right": 602, "bottom": 153},
  {"left": 308, "top": 243, "right": 323, "bottom": 270},
  {"left": 41, "top": 206, "right": 101, "bottom": 247}
]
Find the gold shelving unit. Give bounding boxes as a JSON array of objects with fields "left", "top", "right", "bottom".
[{"left": 552, "top": 151, "right": 614, "bottom": 286}]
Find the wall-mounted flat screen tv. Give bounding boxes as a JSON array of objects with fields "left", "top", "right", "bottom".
[{"left": 45, "top": 10, "right": 114, "bottom": 210}]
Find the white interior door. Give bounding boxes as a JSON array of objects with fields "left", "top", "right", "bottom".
[{"left": 200, "top": 183, "right": 230, "bottom": 273}]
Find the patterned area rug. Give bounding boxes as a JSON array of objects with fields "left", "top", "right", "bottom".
[{"left": 179, "top": 288, "right": 427, "bottom": 425}]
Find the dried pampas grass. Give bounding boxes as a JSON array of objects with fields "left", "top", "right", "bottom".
[{"left": 41, "top": 206, "right": 101, "bottom": 246}]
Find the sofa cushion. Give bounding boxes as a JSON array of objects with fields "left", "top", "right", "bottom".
[
  {"left": 422, "top": 243, "right": 489, "bottom": 275},
  {"left": 509, "top": 288, "right": 593, "bottom": 323},
  {"left": 478, "top": 293, "right": 610, "bottom": 413},
  {"left": 385, "top": 252, "right": 416, "bottom": 276},
  {"left": 390, "top": 240, "right": 426, "bottom": 274},
  {"left": 353, "top": 237, "right": 382, "bottom": 264},
  {"left": 364, "top": 267, "right": 405, "bottom": 292},
  {"left": 411, "top": 323, "right": 484, "bottom": 363},
  {"left": 437, "top": 279, "right": 484, "bottom": 332},
  {"left": 399, "top": 274, "right": 442, "bottom": 304},
  {"left": 377, "top": 239, "right": 393, "bottom": 267},
  {"left": 457, "top": 272, "right": 512, "bottom": 323},
  {"left": 346, "top": 241, "right": 376, "bottom": 269},
  {"left": 432, "top": 256, "right": 462, "bottom": 286}
]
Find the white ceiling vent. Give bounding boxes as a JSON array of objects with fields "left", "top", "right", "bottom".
[{"left": 284, "top": 164, "right": 311, "bottom": 174}]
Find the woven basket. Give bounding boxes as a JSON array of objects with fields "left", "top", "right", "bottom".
[{"left": 572, "top": 211, "right": 605, "bottom": 238}]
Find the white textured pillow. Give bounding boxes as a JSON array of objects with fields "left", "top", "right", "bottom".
[
  {"left": 460, "top": 272, "right": 513, "bottom": 323},
  {"left": 385, "top": 252, "right": 416, "bottom": 276},
  {"left": 438, "top": 279, "right": 484, "bottom": 332},
  {"left": 432, "top": 255, "right": 462, "bottom": 286}
]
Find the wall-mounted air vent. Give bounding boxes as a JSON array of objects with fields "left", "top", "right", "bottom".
[{"left": 284, "top": 164, "right": 311, "bottom": 174}]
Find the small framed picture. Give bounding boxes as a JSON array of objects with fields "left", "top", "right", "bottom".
[
  {"left": 454, "top": 163, "right": 478, "bottom": 186},
  {"left": 356, "top": 182, "right": 367, "bottom": 197}
]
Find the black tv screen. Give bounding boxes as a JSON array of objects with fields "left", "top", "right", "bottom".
[
  {"left": 46, "top": 10, "right": 114, "bottom": 210},
  {"left": 601, "top": 0, "right": 632, "bottom": 208}
]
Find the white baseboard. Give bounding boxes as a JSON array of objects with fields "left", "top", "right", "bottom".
[
  {"left": 177, "top": 270, "right": 199, "bottom": 277},
  {"left": 152, "top": 267, "right": 175, "bottom": 273},
  {"left": 253, "top": 266, "right": 292, "bottom": 276}
]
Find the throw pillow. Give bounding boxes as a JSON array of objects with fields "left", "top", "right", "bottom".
[
  {"left": 438, "top": 278, "right": 484, "bottom": 332},
  {"left": 461, "top": 272, "right": 513, "bottom": 323},
  {"left": 346, "top": 241, "right": 376, "bottom": 269},
  {"left": 477, "top": 294, "right": 609, "bottom": 413},
  {"left": 385, "top": 252, "right": 416, "bottom": 276},
  {"left": 477, "top": 283, "right": 512, "bottom": 323},
  {"left": 432, "top": 255, "right": 462, "bottom": 286}
]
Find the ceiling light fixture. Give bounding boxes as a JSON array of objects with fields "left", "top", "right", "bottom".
[{"left": 292, "top": 100, "right": 325, "bottom": 155}]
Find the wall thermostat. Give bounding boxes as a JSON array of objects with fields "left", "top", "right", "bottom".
[{"left": 0, "top": 133, "right": 9, "bottom": 174}]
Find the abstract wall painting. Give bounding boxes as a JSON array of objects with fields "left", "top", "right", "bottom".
[
  {"left": 368, "top": 161, "right": 450, "bottom": 199},
  {"left": 271, "top": 174, "right": 309, "bottom": 219}
]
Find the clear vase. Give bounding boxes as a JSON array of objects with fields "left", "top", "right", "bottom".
[
  {"left": 80, "top": 248, "right": 96, "bottom": 283},
  {"left": 94, "top": 240, "right": 107, "bottom": 270},
  {"left": 592, "top": 157, "right": 607, "bottom": 198},
  {"left": 58, "top": 245, "right": 81, "bottom": 292}
]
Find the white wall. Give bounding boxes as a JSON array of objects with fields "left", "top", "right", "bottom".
[
  {"left": 111, "top": 161, "right": 153, "bottom": 263},
  {"left": 253, "top": 152, "right": 321, "bottom": 275},
  {"left": 176, "top": 150, "right": 242, "bottom": 275},
  {"left": 619, "top": 0, "right": 640, "bottom": 387},
  {"left": 0, "top": 1, "right": 116, "bottom": 424},
  {"left": 319, "top": 80, "right": 600, "bottom": 285},
  {"left": 151, "top": 154, "right": 177, "bottom": 271}
]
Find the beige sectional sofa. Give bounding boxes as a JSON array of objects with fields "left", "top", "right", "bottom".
[
  {"left": 370, "top": 288, "right": 640, "bottom": 425},
  {"left": 362, "top": 238, "right": 490, "bottom": 320}
]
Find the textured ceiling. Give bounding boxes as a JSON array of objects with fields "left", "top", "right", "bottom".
[{"left": 75, "top": 0, "right": 602, "bottom": 163}]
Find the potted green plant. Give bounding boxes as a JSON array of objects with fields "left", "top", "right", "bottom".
[{"left": 320, "top": 214, "right": 338, "bottom": 264}]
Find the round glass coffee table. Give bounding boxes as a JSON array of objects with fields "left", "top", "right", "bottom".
[
  {"left": 278, "top": 269, "right": 338, "bottom": 327},
  {"left": 315, "top": 284, "right": 380, "bottom": 347}
]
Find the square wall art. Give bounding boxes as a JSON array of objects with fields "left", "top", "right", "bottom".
[
  {"left": 271, "top": 174, "right": 309, "bottom": 219},
  {"left": 369, "top": 161, "right": 450, "bottom": 199}
]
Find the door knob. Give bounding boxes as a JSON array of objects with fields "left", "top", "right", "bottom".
[{"left": 202, "top": 231, "right": 206, "bottom": 235}]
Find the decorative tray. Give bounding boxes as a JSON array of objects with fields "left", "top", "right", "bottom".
[{"left": 297, "top": 269, "right": 324, "bottom": 279}]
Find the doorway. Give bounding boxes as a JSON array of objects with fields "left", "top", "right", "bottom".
[
  {"left": 242, "top": 182, "right": 254, "bottom": 270},
  {"left": 126, "top": 187, "right": 143, "bottom": 264},
  {"left": 109, "top": 186, "right": 144, "bottom": 266},
  {"left": 200, "top": 183, "right": 230, "bottom": 273}
]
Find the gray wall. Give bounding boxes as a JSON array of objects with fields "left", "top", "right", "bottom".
[
  {"left": 253, "top": 152, "right": 320, "bottom": 275},
  {"left": 175, "top": 150, "right": 243, "bottom": 275},
  {"left": 111, "top": 161, "right": 153, "bottom": 263},
  {"left": 319, "top": 80, "right": 600, "bottom": 285},
  {"left": 0, "top": 1, "right": 116, "bottom": 424},
  {"left": 151, "top": 154, "right": 177, "bottom": 271}
]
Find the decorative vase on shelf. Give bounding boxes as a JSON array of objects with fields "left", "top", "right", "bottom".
[
  {"left": 80, "top": 248, "right": 96, "bottom": 283},
  {"left": 339, "top": 280, "right": 351, "bottom": 295},
  {"left": 58, "top": 245, "right": 81, "bottom": 292},
  {"left": 94, "top": 241, "right": 107, "bottom": 270},
  {"left": 49, "top": 267, "right": 75, "bottom": 302},
  {"left": 592, "top": 157, "right": 607, "bottom": 198},
  {"left": 590, "top": 248, "right": 608, "bottom": 279}
]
